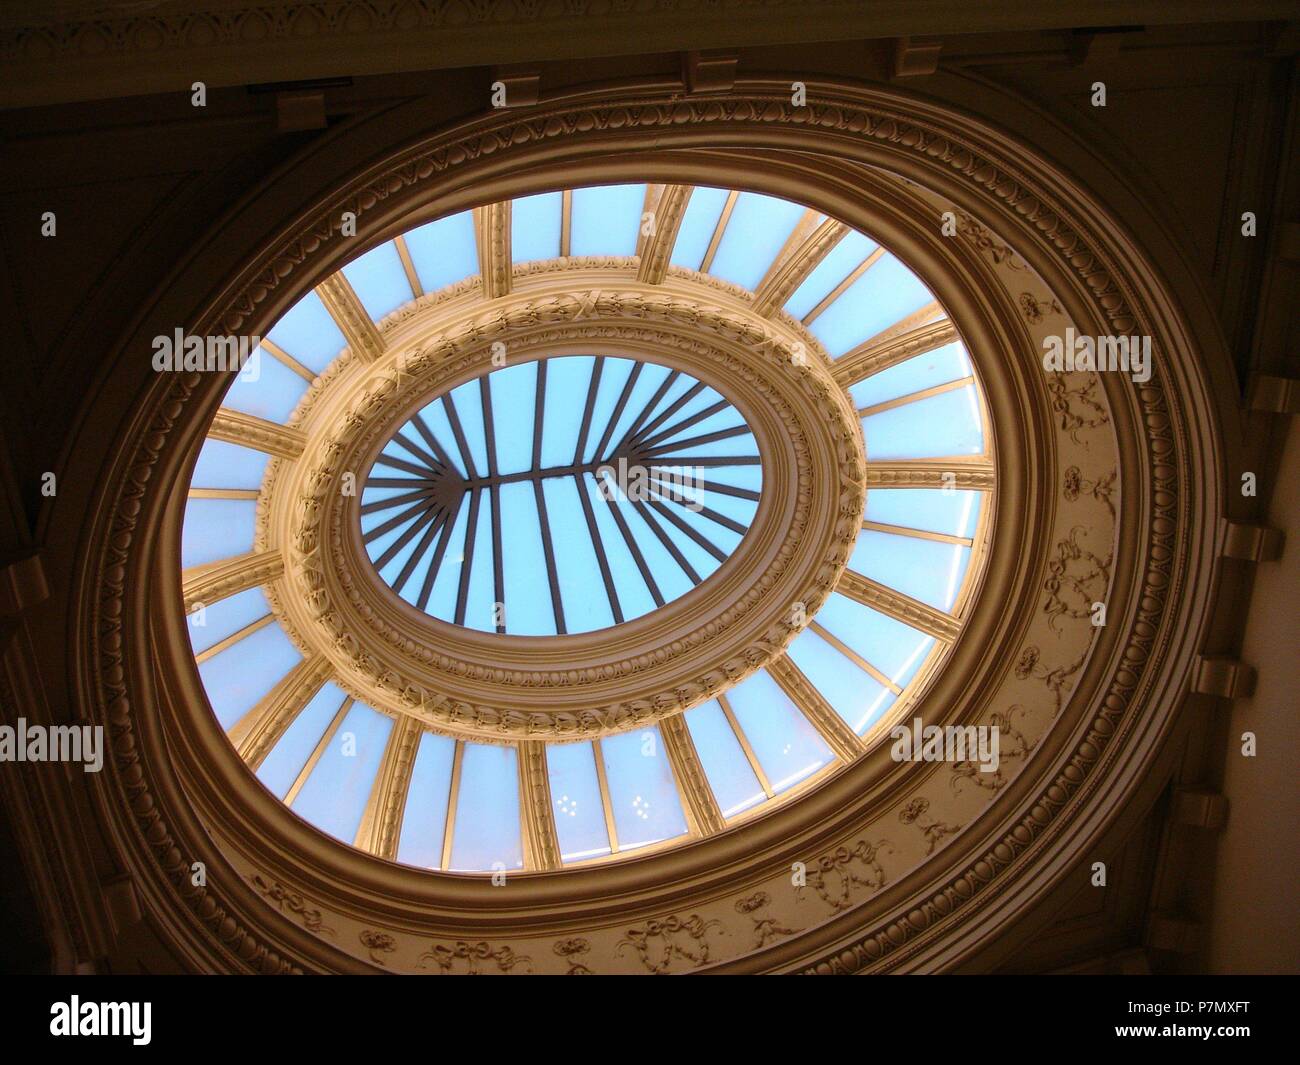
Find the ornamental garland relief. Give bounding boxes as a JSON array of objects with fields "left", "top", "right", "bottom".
[{"left": 259, "top": 268, "right": 869, "bottom": 740}]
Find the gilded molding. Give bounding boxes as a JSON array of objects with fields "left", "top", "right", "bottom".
[
  {"left": 518, "top": 740, "right": 562, "bottom": 871},
  {"left": 209, "top": 408, "right": 306, "bottom": 459},
  {"left": 768, "top": 654, "right": 864, "bottom": 761},
  {"left": 752, "top": 217, "right": 848, "bottom": 316},
  {"left": 659, "top": 714, "right": 726, "bottom": 836},
  {"left": 836, "top": 570, "right": 961, "bottom": 641},
  {"left": 832, "top": 319, "right": 958, "bottom": 388},
  {"left": 230, "top": 653, "right": 332, "bottom": 769},
  {"left": 316, "top": 274, "right": 383, "bottom": 362},
  {"left": 474, "top": 202, "right": 512, "bottom": 299},
  {"left": 182, "top": 549, "right": 284, "bottom": 614},
  {"left": 637, "top": 184, "right": 691, "bottom": 285}
]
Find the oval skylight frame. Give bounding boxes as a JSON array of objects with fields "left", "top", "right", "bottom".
[
  {"left": 359, "top": 354, "right": 763, "bottom": 637},
  {"left": 181, "top": 179, "right": 995, "bottom": 874}
]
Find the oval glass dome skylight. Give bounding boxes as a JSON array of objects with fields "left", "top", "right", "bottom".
[{"left": 359, "top": 355, "right": 763, "bottom": 635}]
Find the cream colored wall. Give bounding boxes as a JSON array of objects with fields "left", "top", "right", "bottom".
[{"left": 1207, "top": 420, "right": 1300, "bottom": 974}]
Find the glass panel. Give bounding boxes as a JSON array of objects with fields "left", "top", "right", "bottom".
[
  {"left": 865, "top": 488, "right": 981, "bottom": 538},
  {"left": 198, "top": 622, "right": 302, "bottom": 730},
  {"left": 811, "top": 253, "right": 934, "bottom": 357},
  {"left": 708, "top": 192, "right": 806, "bottom": 290},
  {"left": 669, "top": 185, "right": 729, "bottom": 270},
  {"left": 848, "top": 341, "right": 971, "bottom": 410},
  {"left": 571, "top": 184, "right": 645, "bottom": 256},
  {"left": 404, "top": 210, "right": 478, "bottom": 293},
  {"left": 545, "top": 477, "right": 616, "bottom": 633},
  {"left": 340, "top": 240, "right": 409, "bottom": 321},
  {"left": 395, "top": 732, "right": 457, "bottom": 869},
  {"left": 264, "top": 290, "right": 346, "bottom": 374},
  {"left": 539, "top": 356, "right": 594, "bottom": 467},
  {"left": 783, "top": 228, "right": 877, "bottom": 320},
  {"left": 600, "top": 727, "right": 688, "bottom": 851},
  {"left": 684, "top": 700, "right": 765, "bottom": 818},
  {"left": 181, "top": 498, "right": 257, "bottom": 569},
  {"left": 190, "top": 439, "right": 270, "bottom": 490},
  {"left": 724, "top": 670, "right": 833, "bottom": 793},
  {"left": 220, "top": 346, "right": 310, "bottom": 423},
  {"left": 512, "top": 191, "right": 562, "bottom": 262},
  {"left": 848, "top": 529, "right": 973, "bottom": 613},
  {"left": 488, "top": 360, "right": 539, "bottom": 475},
  {"left": 290, "top": 702, "right": 393, "bottom": 844},
  {"left": 499, "top": 480, "right": 555, "bottom": 635},
  {"left": 546, "top": 741, "right": 611, "bottom": 862},
  {"left": 187, "top": 586, "right": 271, "bottom": 656},
  {"left": 814, "top": 591, "right": 935, "bottom": 687},
  {"left": 862, "top": 384, "right": 984, "bottom": 460},
  {"left": 786, "top": 627, "right": 896, "bottom": 734},
  {"left": 449, "top": 743, "right": 523, "bottom": 871},
  {"left": 256, "top": 682, "right": 348, "bottom": 800}
]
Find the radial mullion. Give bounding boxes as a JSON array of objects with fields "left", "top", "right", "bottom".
[
  {"left": 718, "top": 693, "right": 774, "bottom": 799},
  {"left": 610, "top": 368, "right": 678, "bottom": 456},
  {"left": 229, "top": 655, "right": 331, "bottom": 769},
  {"left": 440, "top": 740, "right": 465, "bottom": 870},
  {"left": 373, "top": 501, "right": 442, "bottom": 571},
  {"left": 532, "top": 359, "right": 548, "bottom": 468},
  {"left": 366, "top": 476, "right": 438, "bottom": 490},
  {"left": 636, "top": 397, "right": 729, "bottom": 450},
  {"left": 372, "top": 452, "right": 438, "bottom": 479},
  {"left": 864, "top": 459, "right": 994, "bottom": 489},
  {"left": 416, "top": 493, "right": 464, "bottom": 612},
  {"left": 363, "top": 495, "right": 436, "bottom": 545},
  {"left": 284, "top": 696, "right": 353, "bottom": 807},
  {"left": 590, "top": 360, "right": 644, "bottom": 463},
  {"left": 626, "top": 497, "right": 702, "bottom": 585},
  {"left": 644, "top": 496, "right": 728, "bottom": 563},
  {"left": 699, "top": 189, "right": 738, "bottom": 274},
  {"left": 572, "top": 356, "right": 606, "bottom": 464},
  {"left": 855, "top": 375, "right": 974, "bottom": 419},
  {"left": 654, "top": 455, "right": 760, "bottom": 469},
  {"left": 441, "top": 390, "right": 479, "bottom": 480},
  {"left": 643, "top": 424, "right": 752, "bottom": 456},
  {"left": 532, "top": 479, "right": 567, "bottom": 634},
  {"left": 652, "top": 488, "right": 748, "bottom": 535},
  {"left": 490, "top": 483, "right": 505, "bottom": 632},
  {"left": 453, "top": 488, "right": 482, "bottom": 626},
  {"left": 600, "top": 492, "right": 665, "bottom": 607},
  {"left": 392, "top": 430, "right": 446, "bottom": 473},
  {"left": 650, "top": 472, "right": 759, "bottom": 503},
  {"left": 802, "top": 245, "right": 885, "bottom": 326},
  {"left": 631, "top": 381, "right": 706, "bottom": 446},
  {"left": 808, "top": 620, "right": 902, "bottom": 694},
  {"left": 411, "top": 412, "right": 456, "bottom": 471},
  {"left": 861, "top": 518, "right": 973, "bottom": 546},
  {"left": 360, "top": 485, "right": 439, "bottom": 515},
  {"left": 479, "top": 375, "right": 499, "bottom": 477},
  {"left": 391, "top": 503, "right": 447, "bottom": 594},
  {"left": 194, "top": 613, "right": 274, "bottom": 665},
  {"left": 574, "top": 473, "right": 624, "bottom": 624},
  {"left": 591, "top": 738, "right": 621, "bottom": 854},
  {"left": 354, "top": 715, "right": 421, "bottom": 858}
]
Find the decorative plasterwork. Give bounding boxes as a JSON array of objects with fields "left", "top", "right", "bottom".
[{"left": 80, "top": 79, "right": 1217, "bottom": 976}]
